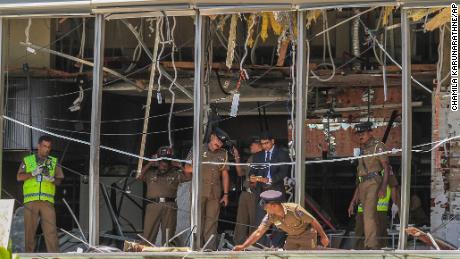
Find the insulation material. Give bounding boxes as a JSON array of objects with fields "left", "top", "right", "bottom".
[
  {"left": 425, "top": 8, "right": 450, "bottom": 31},
  {"left": 408, "top": 7, "right": 443, "bottom": 22},
  {"left": 260, "top": 13, "right": 269, "bottom": 42},
  {"left": 217, "top": 14, "right": 229, "bottom": 32},
  {"left": 269, "top": 13, "right": 283, "bottom": 35},
  {"left": 226, "top": 14, "right": 238, "bottom": 70},
  {"left": 246, "top": 14, "right": 256, "bottom": 48},
  {"left": 306, "top": 10, "right": 322, "bottom": 29},
  {"left": 382, "top": 6, "right": 395, "bottom": 26}
]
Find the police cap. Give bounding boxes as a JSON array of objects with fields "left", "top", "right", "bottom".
[
  {"left": 355, "top": 121, "right": 373, "bottom": 133},
  {"left": 260, "top": 190, "right": 284, "bottom": 203}
]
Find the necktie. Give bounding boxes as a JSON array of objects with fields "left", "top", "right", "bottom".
[{"left": 266, "top": 151, "right": 272, "bottom": 181}]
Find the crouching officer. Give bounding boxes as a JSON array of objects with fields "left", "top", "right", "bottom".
[
  {"left": 138, "top": 146, "right": 192, "bottom": 245},
  {"left": 17, "top": 135, "right": 64, "bottom": 253},
  {"left": 233, "top": 190, "right": 329, "bottom": 251}
]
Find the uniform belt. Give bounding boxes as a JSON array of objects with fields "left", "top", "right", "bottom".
[
  {"left": 148, "top": 197, "right": 176, "bottom": 203},
  {"left": 359, "top": 171, "right": 380, "bottom": 183}
]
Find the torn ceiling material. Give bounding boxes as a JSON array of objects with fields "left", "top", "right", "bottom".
[{"left": 0, "top": 0, "right": 453, "bottom": 16}]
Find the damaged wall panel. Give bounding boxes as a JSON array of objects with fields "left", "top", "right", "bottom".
[
  {"left": 432, "top": 92, "right": 460, "bottom": 247},
  {"left": 302, "top": 86, "right": 403, "bottom": 158}
]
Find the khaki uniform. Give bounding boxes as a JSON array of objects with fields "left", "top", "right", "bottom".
[
  {"left": 18, "top": 160, "right": 64, "bottom": 253},
  {"left": 188, "top": 145, "right": 229, "bottom": 248},
  {"left": 259, "top": 203, "right": 317, "bottom": 250},
  {"left": 143, "top": 167, "right": 191, "bottom": 245},
  {"left": 354, "top": 212, "right": 389, "bottom": 249},
  {"left": 234, "top": 155, "right": 257, "bottom": 245},
  {"left": 356, "top": 137, "right": 388, "bottom": 249}
]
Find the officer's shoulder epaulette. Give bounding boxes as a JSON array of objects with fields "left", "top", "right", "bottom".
[{"left": 284, "top": 203, "right": 300, "bottom": 212}]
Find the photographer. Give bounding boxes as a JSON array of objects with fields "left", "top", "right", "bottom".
[
  {"left": 138, "top": 146, "right": 191, "bottom": 245},
  {"left": 184, "top": 127, "right": 230, "bottom": 250}
]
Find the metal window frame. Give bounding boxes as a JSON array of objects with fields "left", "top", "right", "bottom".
[{"left": 0, "top": 0, "right": 448, "bottom": 250}]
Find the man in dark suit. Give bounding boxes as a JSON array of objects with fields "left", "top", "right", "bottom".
[
  {"left": 249, "top": 131, "right": 291, "bottom": 247},
  {"left": 249, "top": 131, "right": 290, "bottom": 198}
]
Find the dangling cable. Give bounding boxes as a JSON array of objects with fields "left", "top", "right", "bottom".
[
  {"left": 230, "top": 15, "right": 256, "bottom": 117},
  {"left": 167, "top": 16, "right": 177, "bottom": 148},
  {"left": 310, "top": 10, "right": 336, "bottom": 82},
  {"left": 69, "top": 18, "right": 86, "bottom": 112},
  {"left": 156, "top": 17, "right": 165, "bottom": 104},
  {"left": 289, "top": 15, "right": 296, "bottom": 179},
  {"left": 382, "top": 28, "right": 388, "bottom": 102},
  {"left": 124, "top": 19, "right": 143, "bottom": 73},
  {"left": 24, "top": 18, "right": 36, "bottom": 54}
]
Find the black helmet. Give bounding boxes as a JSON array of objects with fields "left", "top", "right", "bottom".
[{"left": 212, "top": 127, "right": 230, "bottom": 143}]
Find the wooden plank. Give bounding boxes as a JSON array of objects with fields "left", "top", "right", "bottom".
[
  {"left": 381, "top": 64, "right": 437, "bottom": 73},
  {"left": 310, "top": 73, "right": 435, "bottom": 89},
  {"left": 160, "top": 61, "right": 318, "bottom": 72}
]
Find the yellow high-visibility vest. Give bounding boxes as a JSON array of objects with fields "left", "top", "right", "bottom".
[
  {"left": 357, "top": 186, "right": 391, "bottom": 213},
  {"left": 22, "top": 154, "right": 57, "bottom": 204}
]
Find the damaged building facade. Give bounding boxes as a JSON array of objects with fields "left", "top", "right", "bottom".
[{"left": 0, "top": 0, "right": 458, "bottom": 258}]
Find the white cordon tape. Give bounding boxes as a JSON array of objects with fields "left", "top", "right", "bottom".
[
  {"left": 5, "top": 115, "right": 460, "bottom": 168},
  {"left": 4, "top": 115, "right": 189, "bottom": 164}
]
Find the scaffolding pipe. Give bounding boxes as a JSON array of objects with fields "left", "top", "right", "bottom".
[
  {"left": 136, "top": 18, "right": 160, "bottom": 178},
  {"left": 191, "top": 11, "right": 206, "bottom": 250},
  {"left": 0, "top": 18, "right": 5, "bottom": 197},
  {"left": 295, "top": 11, "right": 307, "bottom": 206},
  {"left": 18, "top": 42, "right": 142, "bottom": 90},
  {"left": 88, "top": 13, "right": 105, "bottom": 246},
  {"left": 398, "top": 9, "right": 412, "bottom": 250}
]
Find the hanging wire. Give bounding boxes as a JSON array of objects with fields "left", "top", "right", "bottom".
[
  {"left": 310, "top": 10, "right": 336, "bottom": 82},
  {"left": 156, "top": 17, "right": 165, "bottom": 103},
  {"left": 10, "top": 22, "right": 83, "bottom": 67},
  {"left": 167, "top": 16, "right": 178, "bottom": 148},
  {"left": 124, "top": 19, "right": 144, "bottom": 74}
]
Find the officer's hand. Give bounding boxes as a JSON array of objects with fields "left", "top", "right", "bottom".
[
  {"left": 136, "top": 173, "right": 145, "bottom": 181},
  {"left": 258, "top": 177, "right": 269, "bottom": 184},
  {"left": 31, "top": 166, "right": 42, "bottom": 177},
  {"left": 347, "top": 203, "right": 355, "bottom": 218},
  {"left": 220, "top": 195, "right": 229, "bottom": 207},
  {"left": 249, "top": 175, "right": 258, "bottom": 183},
  {"left": 320, "top": 235, "right": 330, "bottom": 247},
  {"left": 43, "top": 175, "right": 55, "bottom": 182},
  {"left": 233, "top": 245, "right": 245, "bottom": 251}
]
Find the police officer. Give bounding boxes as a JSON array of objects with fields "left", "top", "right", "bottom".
[
  {"left": 348, "top": 185, "right": 391, "bottom": 249},
  {"left": 138, "top": 146, "right": 192, "bottom": 245},
  {"left": 233, "top": 137, "right": 262, "bottom": 245},
  {"left": 184, "top": 128, "right": 230, "bottom": 249},
  {"left": 17, "top": 136, "right": 64, "bottom": 253},
  {"left": 354, "top": 121, "right": 390, "bottom": 249},
  {"left": 233, "top": 190, "right": 329, "bottom": 251}
]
